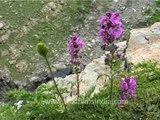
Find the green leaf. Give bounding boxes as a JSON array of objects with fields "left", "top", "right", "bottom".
[{"left": 84, "top": 86, "right": 96, "bottom": 98}]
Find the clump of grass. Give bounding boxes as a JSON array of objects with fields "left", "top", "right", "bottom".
[
  {"left": 147, "top": 9, "right": 160, "bottom": 24},
  {"left": 146, "top": 0, "right": 160, "bottom": 24},
  {"left": 0, "top": 1, "right": 43, "bottom": 27}
]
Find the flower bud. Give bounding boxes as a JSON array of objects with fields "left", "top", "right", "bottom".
[
  {"left": 37, "top": 42, "right": 48, "bottom": 57},
  {"left": 117, "top": 51, "right": 124, "bottom": 58}
]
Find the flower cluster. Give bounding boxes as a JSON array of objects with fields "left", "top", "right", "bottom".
[
  {"left": 98, "top": 11, "right": 123, "bottom": 45},
  {"left": 67, "top": 34, "right": 84, "bottom": 66},
  {"left": 119, "top": 76, "right": 137, "bottom": 106}
]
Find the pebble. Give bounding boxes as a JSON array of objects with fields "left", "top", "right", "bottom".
[
  {"left": 0, "top": 22, "right": 4, "bottom": 29},
  {"left": 132, "top": 8, "right": 136, "bottom": 12},
  {"left": 48, "top": 2, "right": 57, "bottom": 10},
  {"left": 113, "top": 0, "right": 118, "bottom": 2},
  {"left": 9, "top": 60, "right": 16, "bottom": 65},
  {"left": 91, "top": 39, "right": 96, "bottom": 44},
  {"left": 142, "top": 6, "right": 145, "bottom": 10},
  {"left": 90, "top": 53, "right": 93, "bottom": 57},
  {"left": 88, "top": 16, "right": 95, "bottom": 21},
  {"left": 30, "top": 76, "right": 40, "bottom": 82},
  {"left": 87, "top": 43, "right": 92, "bottom": 48},
  {"left": 120, "top": 6, "right": 126, "bottom": 10}
]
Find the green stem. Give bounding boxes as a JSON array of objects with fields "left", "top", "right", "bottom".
[
  {"left": 76, "top": 71, "right": 80, "bottom": 97},
  {"left": 109, "top": 54, "right": 114, "bottom": 100},
  {"left": 44, "top": 56, "right": 67, "bottom": 112}
]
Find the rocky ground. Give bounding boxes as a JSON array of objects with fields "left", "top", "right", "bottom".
[
  {"left": 79, "top": 0, "right": 155, "bottom": 64},
  {"left": 0, "top": 0, "right": 156, "bottom": 81},
  {"left": 0, "top": 0, "right": 157, "bottom": 97}
]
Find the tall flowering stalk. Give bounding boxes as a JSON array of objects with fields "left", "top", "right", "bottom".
[
  {"left": 98, "top": 11, "right": 123, "bottom": 100},
  {"left": 67, "top": 34, "right": 84, "bottom": 97},
  {"left": 118, "top": 76, "right": 137, "bottom": 107},
  {"left": 37, "top": 42, "right": 67, "bottom": 112}
]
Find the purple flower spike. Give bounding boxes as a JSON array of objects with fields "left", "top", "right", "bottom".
[
  {"left": 118, "top": 76, "right": 137, "bottom": 107},
  {"left": 98, "top": 10, "right": 123, "bottom": 45},
  {"left": 67, "top": 34, "right": 84, "bottom": 65}
]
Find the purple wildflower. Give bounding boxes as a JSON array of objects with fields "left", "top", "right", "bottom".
[
  {"left": 118, "top": 76, "right": 137, "bottom": 107},
  {"left": 67, "top": 34, "right": 84, "bottom": 65},
  {"left": 98, "top": 10, "right": 123, "bottom": 45}
]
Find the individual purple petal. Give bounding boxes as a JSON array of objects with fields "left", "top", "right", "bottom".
[
  {"left": 99, "top": 15, "right": 106, "bottom": 24},
  {"left": 129, "top": 76, "right": 137, "bottom": 89},
  {"left": 120, "top": 78, "right": 128, "bottom": 90},
  {"left": 127, "top": 89, "right": 135, "bottom": 96},
  {"left": 128, "top": 89, "right": 136, "bottom": 99},
  {"left": 109, "top": 11, "right": 120, "bottom": 22},
  {"left": 98, "top": 28, "right": 105, "bottom": 36},
  {"left": 76, "top": 38, "right": 84, "bottom": 48}
]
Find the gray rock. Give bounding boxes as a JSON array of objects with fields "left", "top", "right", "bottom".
[
  {"left": 48, "top": 2, "right": 57, "bottom": 10},
  {"left": 9, "top": 60, "right": 16, "bottom": 65},
  {"left": 0, "top": 69, "right": 18, "bottom": 101},
  {"left": 126, "top": 22, "right": 160, "bottom": 64},
  {"left": 0, "top": 31, "right": 11, "bottom": 43},
  {"left": 115, "top": 41, "right": 127, "bottom": 51},
  {"left": 54, "top": 63, "right": 66, "bottom": 70},
  {"left": 15, "top": 60, "right": 28, "bottom": 72},
  {"left": 87, "top": 43, "right": 92, "bottom": 48},
  {"left": 23, "top": 71, "right": 50, "bottom": 91}
]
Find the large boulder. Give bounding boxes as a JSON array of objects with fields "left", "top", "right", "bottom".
[
  {"left": 49, "top": 56, "right": 110, "bottom": 101},
  {"left": 126, "top": 22, "right": 160, "bottom": 64},
  {"left": 22, "top": 65, "right": 72, "bottom": 91}
]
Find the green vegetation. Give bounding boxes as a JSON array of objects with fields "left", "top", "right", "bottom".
[
  {"left": 0, "top": 1, "right": 43, "bottom": 27},
  {"left": 0, "top": 61, "right": 160, "bottom": 120},
  {"left": 146, "top": 0, "right": 160, "bottom": 24}
]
